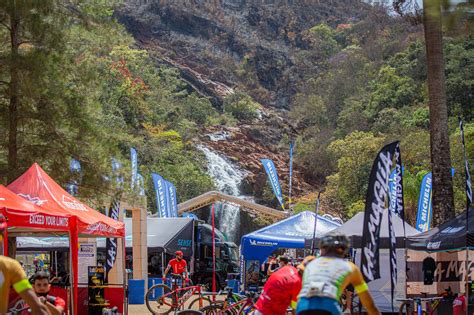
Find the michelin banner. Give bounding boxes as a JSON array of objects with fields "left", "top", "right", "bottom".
[
  {"left": 261, "top": 159, "right": 285, "bottom": 209},
  {"left": 416, "top": 168, "right": 455, "bottom": 232}
]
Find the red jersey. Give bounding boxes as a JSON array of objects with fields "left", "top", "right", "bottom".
[
  {"left": 255, "top": 265, "right": 302, "bottom": 315},
  {"left": 167, "top": 258, "right": 187, "bottom": 275},
  {"left": 23, "top": 295, "right": 66, "bottom": 314},
  {"left": 453, "top": 295, "right": 466, "bottom": 315}
]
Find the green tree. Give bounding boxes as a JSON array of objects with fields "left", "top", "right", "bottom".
[
  {"left": 223, "top": 92, "right": 260, "bottom": 121},
  {"left": 325, "top": 131, "right": 386, "bottom": 211}
]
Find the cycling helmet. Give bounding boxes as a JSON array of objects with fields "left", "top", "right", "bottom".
[
  {"left": 318, "top": 231, "right": 350, "bottom": 256},
  {"left": 175, "top": 250, "right": 183, "bottom": 256}
]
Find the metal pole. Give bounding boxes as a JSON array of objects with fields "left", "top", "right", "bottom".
[
  {"left": 311, "top": 191, "right": 321, "bottom": 255},
  {"left": 288, "top": 141, "right": 294, "bottom": 212},
  {"left": 211, "top": 203, "right": 216, "bottom": 301}
]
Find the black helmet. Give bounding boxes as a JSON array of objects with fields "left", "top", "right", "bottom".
[{"left": 318, "top": 231, "right": 350, "bottom": 255}]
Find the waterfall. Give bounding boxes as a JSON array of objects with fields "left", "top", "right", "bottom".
[{"left": 197, "top": 144, "right": 247, "bottom": 241}]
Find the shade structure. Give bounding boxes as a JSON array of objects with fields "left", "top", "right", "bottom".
[
  {"left": 0, "top": 185, "right": 72, "bottom": 234},
  {"left": 307, "top": 209, "right": 419, "bottom": 248},
  {"left": 241, "top": 211, "right": 341, "bottom": 263},
  {"left": 8, "top": 163, "right": 124, "bottom": 237},
  {"left": 407, "top": 206, "right": 474, "bottom": 252},
  {"left": 18, "top": 218, "right": 196, "bottom": 257},
  {"left": 7, "top": 163, "right": 125, "bottom": 315}
]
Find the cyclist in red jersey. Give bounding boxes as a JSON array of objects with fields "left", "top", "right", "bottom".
[
  {"left": 162, "top": 250, "right": 189, "bottom": 283},
  {"left": 254, "top": 256, "right": 315, "bottom": 315}
]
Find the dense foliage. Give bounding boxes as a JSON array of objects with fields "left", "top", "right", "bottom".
[
  {"left": 0, "top": 2, "right": 217, "bottom": 210},
  {"left": 289, "top": 14, "right": 473, "bottom": 222}
]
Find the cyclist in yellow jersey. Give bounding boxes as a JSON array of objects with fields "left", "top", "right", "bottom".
[
  {"left": 297, "top": 232, "right": 380, "bottom": 315},
  {"left": 1, "top": 255, "right": 50, "bottom": 315}
]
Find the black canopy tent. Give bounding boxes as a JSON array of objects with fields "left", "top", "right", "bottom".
[
  {"left": 407, "top": 207, "right": 474, "bottom": 252},
  {"left": 305, "top": 209, "right": 419, "bottom": 249}
]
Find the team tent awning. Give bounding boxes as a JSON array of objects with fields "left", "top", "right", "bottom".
[
  {"left": 306, "top": 209, "right": 419, "bottom": 249},
  {"left": 407, "top": 206, "right": 474, "bottom": 252},
  {"left": 241, "top": 211, "right": 341, "bottom": 262},
  {"left": 7, "top": 163, "right": 125, "bottom": 315},
  {"left": 99, "top": 217, "right": 194, "bottom": 256},
  {"left": 18, "top": 217, "right": 195, "bottom": 257},
  {"left": 7, "top": 163, "right": 124, "bottom": 237},
  {"left": 0, "top": 185, "right": 72, "bottom": 234}
]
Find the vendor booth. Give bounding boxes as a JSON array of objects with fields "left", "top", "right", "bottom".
[
  {"left": 3, "top": 163, "right": 125, "bottom": 315},
  {"left": 240, "top": 211, "right": 341, "bottom": 289},
  {"left": 406, "top": 207, "right": 474, "bottom": 306},
  {"left": 306, "top": 209, "right": 419, "bottom": 313}
]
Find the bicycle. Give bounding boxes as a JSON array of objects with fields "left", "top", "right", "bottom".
[
  {"left": 397, "top": 296, "right": 443, "bottom": 315},
  {"left": 146, "top": 273, "right": 211, "bottom": 314},
  {"left": 198, "top": 289, "right": 257, "bottom": 315}
]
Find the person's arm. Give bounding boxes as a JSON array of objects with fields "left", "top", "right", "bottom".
[
  {"left": 40, "top": 297, "right": 64, "bottom": 315},
  {"left": 350, "top": 265, "right": 380, "bottom": 315},
  {"left": 184, "top": 261, "right": 189, "bottom": 280},
  {"left": 18, "top": 289, "right": 51, "bottom": 315},
  {"left": 163, "top": 263, "right": 171, "bottom": 280}
]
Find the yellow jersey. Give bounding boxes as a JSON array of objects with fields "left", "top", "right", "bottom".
[{"left": 0, "top": 256, "right": 32, "bottom": 314}]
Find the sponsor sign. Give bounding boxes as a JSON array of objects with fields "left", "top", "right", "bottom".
[
  {"left": 261, "top": 159, "right": 285, "bottom": 209},
  {"left": 79, "top": 243, "right": 97, "bottom": 284},
  {"left": 361, "top": 141, "right": 398, "bottom": 282},
  {"left": 28, "top": 214, "right": 69, "bottom": 227}
]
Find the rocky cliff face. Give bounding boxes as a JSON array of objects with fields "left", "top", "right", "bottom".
[
  {"left": 115, "top": 0, "right": 374, "bottom": 208},
  {"left": 116, "top": 0, "right": 372, "bottom": 109}
]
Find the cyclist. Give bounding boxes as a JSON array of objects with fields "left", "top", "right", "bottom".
[
  {"left": 0, "top": 256, "right": 49, "bottom": 315},
  {"left": 162, "top": 250, "right": 189, "bottom": 284},
  {"left": 297, "top": 231, "right": 380, "bottom": 315},
  {"left": 30, "top": 271, "right": 66, "bottom": 315},
  {"left": 254, "top": 256, "right": 315, "bottom": 315}
]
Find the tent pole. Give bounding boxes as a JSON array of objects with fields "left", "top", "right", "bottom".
[
  {"left": 122, "top": 237, "right": 128, "bottom": 315},
  {"left": 70, "top": 221, "right": 79, "bottom": 315},
  {"left": 311, "top": 192, "right": 321, "bottom": 255}
]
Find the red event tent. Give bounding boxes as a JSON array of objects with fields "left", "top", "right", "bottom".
[
  {"left": 7, "top": 163, "right": 125, "bottom": 315},
  {"left": 0, "top": 184, "right": 72, "bottom": 235}
]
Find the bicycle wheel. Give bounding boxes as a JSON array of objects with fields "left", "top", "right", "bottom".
[
  {"left": 187, "top": 296, "right": 213, "bottom": 310},
  {"left": 146, "top": 284, "right": 176, "bottom": 315},
  {"left": 399, "top": 301, "right": 413, "bottom": 315},
  {"left": 200, "top": 303, "right": 224, "bottom": 315}
]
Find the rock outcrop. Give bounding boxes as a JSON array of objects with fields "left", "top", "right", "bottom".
[{"left": 116, "top": 0, "right": 372, "bottom": 109}]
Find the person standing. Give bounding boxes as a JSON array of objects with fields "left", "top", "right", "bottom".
[{"left": 31, "top": 271, "right": 66, "bottom": 315}]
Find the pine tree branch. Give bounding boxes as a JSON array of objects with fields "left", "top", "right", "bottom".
[{"left": 0, "top": 20, "right": 10, "bottom": 31}]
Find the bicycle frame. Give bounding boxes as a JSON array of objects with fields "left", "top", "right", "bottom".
[
  {"left": 160, "top": 284, "right": 203, "bottom": 310},
  {"left": 218, "top": 295, "right": 255, "bottom": 315}
]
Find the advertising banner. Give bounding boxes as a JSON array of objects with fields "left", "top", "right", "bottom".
[
  {"left": 361, "top": 141, "right": 398, "bottom": 282},
  {"left": 261, "top": 159, "right": 285, "bottom": 209},
  {"left": 131, "top": 148, "right": 138, "bottom": 190},
  {"left": 152, "top": 173, "right": 168, "bottom": 217}
]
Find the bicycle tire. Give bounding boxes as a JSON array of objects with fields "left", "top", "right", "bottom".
[
  {"left": 187, "top": 296, "right": 213, "bottom": 310},
  {"left": 146, "top": 283, "right": 175, "bottom": 315},
  {"left": 200, "top": 303, "right": 224, "bottom": 315},
  {"left": 399, "top": 301, "right": 413, "bottom": 315}
]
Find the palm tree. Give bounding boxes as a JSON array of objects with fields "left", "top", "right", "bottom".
[
  {"left": 393, "top": 0, "right": 456, "bottom": 226},
  {"left": 422, "top": 0, "right": 455, "bottom": 226}
]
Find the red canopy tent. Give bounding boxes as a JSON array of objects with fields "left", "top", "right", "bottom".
[
  {"left": 0, "top": 184, "right": 72, "bottom": 255},
  {"left": 7, "top": 163, "right": 125, "bottom": 315}
]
